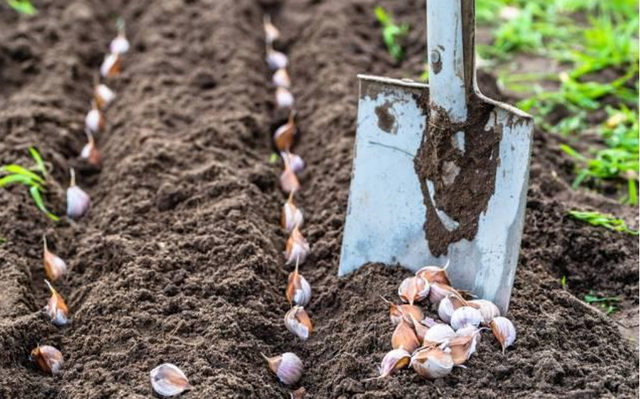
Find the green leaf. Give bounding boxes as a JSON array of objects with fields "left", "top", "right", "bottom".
[
  {"left": 29, "top": 186, "right": 59, "bottom": 222},
  {"left": 29, "top": 146, "right": 46, "bottom": 178},
  {"left": 568, "top": 210, "right": 639, "bottom": 236},
  {"left": 560, "top": 275, "right": 567, "bottom": 288},
  {"left": 1, "top": 164, "right": 45, "bottom": 184},
  {"left": 7, "top": 0, "right": 36, "bottom": 15},
  {"left": 0, "top": 174, "right": 42, "bottom": 189},
  {"left": 269, "top": 152, "right": 279, "bottom": 164}
]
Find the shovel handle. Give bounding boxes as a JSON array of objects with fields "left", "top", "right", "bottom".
[{"left": 426, "top": 0, "right": 476, "bottom": 123}]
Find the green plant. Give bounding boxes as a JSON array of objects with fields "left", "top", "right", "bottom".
[
  {"left": 374, "top": 6, "right": 409, "bottom": 63},
  {"left": 568, "top": 210, "right": 638, "bottom": 235},
  {"left": 584, "top": 292, "right": 621, "bottom": 315},
  {"left": 6, "top": 0, "right": 36, "bottom": 15},
  {"left": 560, "top": 275, "right": 567, "bottom": 289},
  {"left": 0, "top": 147, "right": 58, "bottom": 221}
]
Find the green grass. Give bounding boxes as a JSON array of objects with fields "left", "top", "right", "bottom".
[
  {"left": 0, "top": 147, "right": 58, "bottom": 222},
  {"left": 584, "top": 292, "right": 621, "bottom": 314},
  {"left": 568, "top": 210, "right": 638, "bottom": 235},
  {"left": 6, "top": 0, "right": 36, "bottom": 15},
  {"left": 374, "top": 6, "right": 410, "bottom": 63},
  {"left": 477, "top": 0, "right": 639, "bottom": 205}
]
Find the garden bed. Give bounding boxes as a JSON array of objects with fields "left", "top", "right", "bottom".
[{"left": 0, "top": 0, "right": 637, "bottom": 397}]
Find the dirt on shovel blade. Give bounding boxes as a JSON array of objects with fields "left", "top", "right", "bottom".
[{"left": 0, "top": 0, "right": 637, "bottom": 398}]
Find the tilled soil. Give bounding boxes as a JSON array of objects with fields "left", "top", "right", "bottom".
[{"left": 0, "top": 0, "right": 637, "bottom": 398}]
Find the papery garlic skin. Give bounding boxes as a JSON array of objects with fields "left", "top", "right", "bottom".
[
  {"left": 44, "top": 280, "right": 69, "bottom": 327},
  {"left": 469, "top": 299, "right": 500, "bottom": 324},
  {"left": 276, "top": 87, "right": 295, "bottom": 110},
  {"left": 267, "top": 49, "right": 288, "bottom": 70},
  {"left": 416, "top": 265, "right": 451, "bottom": 286},
  {"left": 31, "top": 345, "right": 64, "bottom": 375},
  {"left": 110, "top": 35, "right": 130, "bottom": 54},
  {"left": 273, "top": 68, "right": 291, "bottom": 88},
  {"left": 281, "top": 152, "right": 305, "bottom": 174},
  {"left": 43, "top": 240, "right": 67, "bottom": 282},
  {"left": 266, "top": 352, "right": 303, "bottom": 385},
  {"left": 398, "top": 276, "right": 429, "bottom": 305},
  {"left": 490, "top": 316, "right": 516, "bottom": 353},
  {"left": 150, "top": 363, "right": 192, "bottom": 397},
  {"left": 378, "top": 348, "right": 410, "bottom": 378},
  {"left": 411, "top": 347, "right": 453, "bottom": 379},
  {"left": 428, "top": 282, "right": 458, "bottom": 306},
  {"left": 285, "top": 227, "right": 310, "bottom": 265},
  {"left": 284, "top": 306, "right": 313, "bottom": 340},
  {"left": 85, "top": 108, "right": 103, "bottom": 134},
  {"left": 280, "top": 167, "right": 301, "bottom": 194},
  {"left": 389, "top": 304, "right": 423, "bottom": 326},
  {"left": 282, "top": 198, "right": 304, "bottom": 232},
  {"left": 94, "top": 84, "right": 116, "bottom": 109},
  {"left": 424, "top": 323, "right": 456, "bottom": 345},
  {"left": 100, "top": 53, "right": 121, "bottom": 78},
  {"left": 450, "top": 306, "right": 483, "bottom": 331},
  {"left": 287, "top": 272, "right": 312, "bottom": 307},
  {"left": 444, "top": 330, "right": 480, "bottom": 366},
  {"left": 264, "top": 16, "right": 280, "bottom": 45},
  {"left": 391, "top": 318, "right": 420, "bottom": 353}
]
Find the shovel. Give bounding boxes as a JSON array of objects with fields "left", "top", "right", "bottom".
[{"left": 339, "top": 0, "right": 534, "bottom": 313}]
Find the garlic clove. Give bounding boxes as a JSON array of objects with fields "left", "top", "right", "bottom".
[
  {"left": 100, "top": 52, "right": 122, "bottom": 78},
  {"left": 410, "top": 347, "right": 453, "bottom": 379},
  {"left": 43, "top": 236, "right": 67, "bottom": 282},
  {"left": 94, "top": 83, "right": 116, "bottom": 109},
  {"left": 469, "top": 299, "right": 500, "bottom": 324},
  {"left": 416, "top": 263, "right": 451, "bottom": 286},
  {"left": 150, "top": 363, "right": 192, "bottom": 397},
  {"left": 110, "top": 35, "right": 130, "bottom": 55},
  {"left": 85, "top": 103, "right": 105, "bottom": 134},
  {"left": 273, "top": 68, "right": 292, "bottom": 89},
  {"left": 266, "top": 49, "right": 288, "bottom": 70},
  {"left": 444, "top": 329, "right": 480, "bottom": 366},
  {"left": 80, "top": 129, "right": 101, "bottom": 165},
  {"left": 385, "top": 299, "right": 423, "bottom": 326},
  {"left": 290, "top": 387, "right": 306, "bottom": 399},
  {"left": 30, "top": 344, "right": 64, "bottom": 375},
  {"left": 286, "top": 259, "right": 312, "bottom": 307},
  {"left": 397, "top": 275, "right": 430, "bottom": 305},
  {"left": 423, "top": 323, "right": 456, "bottom": 345},
  {"left": 281, "top": 151, "right": 305, "bottom": 174},
  {"left": 284, "top": 306, "right": 313, "bottom": 341},
  {"left": 450, "top": 306, "right": 483, "bottom": 331},
  {"left": 276, "top": 87, "right": 295, "bottom": 110},
  {"left": 378, "top": 348, "right": 410, "bottom": 378},
  {"left": 280, "top": 166, "right": 301, "bottom": 194},
  {"left": 391, "top": 317, "right": 420, "bottom": 353},
  {"left": 263, "top": 352, "right": 303, "bottom": 385},
  {"left": 437, "top": 293, "right": 468, "bottom": 324},
  {"left": 263, "top": 15, "right": 280, "bottom": 45},
  {"left": 43, "top": 280, "right": 70, "bottom": 327},
  {"left": 428, "top": 282, "right": 458, "bottom": 306},
  {"left": 281, "top": 193, "right": 304, "bottom": 232},
  {"left": 408, "top": 313, "right": 429, "bottom": 343},
  {"left": 66, "top": 168, "right": 91, "bottom": 220},
  {"left": 490, "top": 316, "right": 516, "bottom": 353},
  {"left": 285, "top": 226, "right": 310, "bottom": 266},
  {"left": 274, "top": 112, "right": 296, "bottom": 151}
]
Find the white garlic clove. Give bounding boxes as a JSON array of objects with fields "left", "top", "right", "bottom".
[
  {"left": 456, "top": 325, "right": 481, "bottom": 340},
  {"left": 281, "top": 193, "right": 304, "bottom": 232},
  {"left": 266, "top": 49, "right": 288, "bottom": 70},
  {"left": 80, "top": 130, "right": 101, "bottom": 165},
  {"left": 284, "top": 306, "right": 313, "bottom": 340},
  {"left": 490, "top": 316, "right": 516, "bottom": 353},
  {"left": 43, "top": 280, "right": 70, "bottom": 327},
  {"left": 469, "top": 299, "right": 501, "bottom": 324},
  {"left": 437, "top": 293, "right": 468, "bottom": 324},
  {"left": 378, "top": 348, "right": 410, "bottom": 378},
  {"left": 286, "top": 260, "right": 312, "bottom": 307},
  {"left": 408, "top": 314, "right": 429, "bottom": 343},
  {"left": 398, "top": 275, "right": 429, "bottom": 305},
  {"left": 100, "top": 52, "right": 122, "bottom": 78},
  {"left": 391, "top": 317, "right": 420, "bottom": 353},
  {"left": 264, "top": 352, "right": 303, "bottom": 385},
  {"left": 428, "top": 282, "right": 458, "bottom": 306},
  {"left": 276, "top": 87, "right": 295, "bottom": 110},
  {"left": 274, "top": 115, "right": 296, "bottom": 151},
  {"left": 387, "top": 301, "right": 423, "bottom": 326},
  {"left": 416, "top": 263, "right": 451, "bottom": 286},
  {"left": 285, "top": 227, "right": 309, "bottom": 266},
  {"left": 43, "top": 236, "right": 67, "bottom": 282},
  {"left": 280, "top": 166, "right": 301, "bottom": 194},
  {"left": 450, "top": 306, "right": 483, "bottom": 331},
  {"left": 263, "top": 15, "right": 280, "bottom": 45},
  {"left": 85, "top": 106, "right": 104, "bottom": 134},
  {"left": 423, "top": 323, "right": 456, "bottom": 345},
  {"left": 281, "top": 152, "right": 305, "bottom": 174},
  {"left": 150, "top": 363, "right": 192, "bottom": 397},
  {"left": 444, "top": 328, "right": 481, "bottom": 365},
  {"left": 66, "top": 169, "right": 91, "bottom": 220},
  {"left": 94, "top": 83, "right": 116, "bottom": 109},
  {"left": 110, "top": 34, "right": 130, "bottom": 54},
  {"left": 410, "top": 347, "right": 453, "bottom": 379},
  {"left": 31, "top": 345, "right": 64, "bottom": 375},
  {"left": 273, "top": 68, "right": 291, "bottom": 89}
]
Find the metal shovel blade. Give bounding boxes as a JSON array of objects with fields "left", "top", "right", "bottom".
[{"left": 339, "top": 74, "right": 533, "bottom": 313}]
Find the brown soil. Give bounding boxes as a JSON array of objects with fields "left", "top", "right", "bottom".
[{"left": 0, "top": 0, "right": 637, "bottom": 398}]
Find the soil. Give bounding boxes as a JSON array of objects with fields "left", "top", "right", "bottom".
[{"left": 0, "top": 0, "right": 637, "bottom": 398}]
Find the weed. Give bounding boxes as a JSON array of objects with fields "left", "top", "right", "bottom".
[
  {"left": 0, "top": 147, "right": 58, "bottom": 222},
  {"left": 584, "top": 292, "right": 621, "bottom": 315},
  {"left": 374, "top": 6, "right": 409, "bottom": 63},
  {"left": 568, "top": 210, "right": 638, "bottom": 235},
  {"left": 6, "top": 0, "right": 36, "bottom": 15}
]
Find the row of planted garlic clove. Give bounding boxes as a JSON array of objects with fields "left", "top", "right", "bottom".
[
  {"left": 375, "top": 265, "right": 517, "bottom": 380},
  {"left": 259, "top": 16, "right": 310, "bottom": 397}
]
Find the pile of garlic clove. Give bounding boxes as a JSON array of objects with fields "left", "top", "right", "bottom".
[{"left": 375, "top": 263, "right": 517, "bottom": 380}]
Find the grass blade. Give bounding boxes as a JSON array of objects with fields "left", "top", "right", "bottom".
[
  {"left": 1, "top": 164, "right": 45, "bottom": 184},
  {"left": 0, "top": 174, "right": 42, "bottom": 189},
  {"left": 29, "top": 146, "right": 46, "bottom": 178},
  {"left": 29, "top": 186, "right": 59, "bottom": 222}
]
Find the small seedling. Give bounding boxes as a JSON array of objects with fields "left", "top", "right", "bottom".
[
  {"left": 269, "top": 152, "right": 279, "bottom": 164},
  {"left": 560, "top": 275, "right": 567, "bottom": 289},
  {"left": 6, "top": 0, "right": 36, "bottom": 15},
  {"left": 374, "top": 6, "right": 409, "bottom": 63},
  {"left": 584, "top": 292, "right": 621, "bottom": 315},
  {"left": 0, "top": 147, "right": 58, "bottom": 222},
  {"left": 568, "top": 210, "right": 638, "bottom": 236}
]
